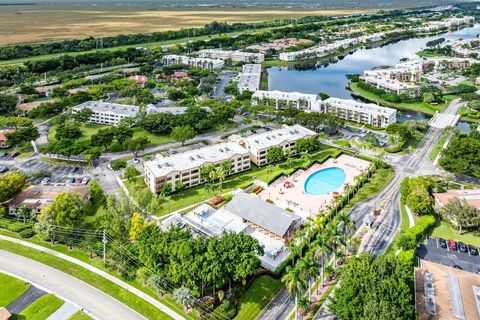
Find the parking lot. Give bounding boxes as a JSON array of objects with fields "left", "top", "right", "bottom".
[
  {"left": 19, "top": 160, "right": 89, "bottom": 184},
  {"left": 338, "top": 126, "right": 391, "bottom": 147},
  {"left": 417, "top": 237, "right": 480, "bottom": 274}
]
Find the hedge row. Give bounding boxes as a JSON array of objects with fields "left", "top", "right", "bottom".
[{"left": 404, "top": 215, "right": 436, "bottom": 241}]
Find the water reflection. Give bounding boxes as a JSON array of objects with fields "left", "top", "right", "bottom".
[{"left": 267, "top": 24, "right": 480, "bottom": 109}]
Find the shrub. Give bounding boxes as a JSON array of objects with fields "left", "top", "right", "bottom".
[
  {"left": 404, "top": 215, "right": 436, "bottom": 241},
  {"left": 7, "top": 222, "right": 31, "bottom": 233},
  {"left": 222, "top": 194, "right": 233, "bottom": 202},
  {"left": 397, "top": 234, "right": 416, "bottom": 250},
  {"left": 216, "top": 300, "right": 237, "bottom": 319},
  {"left": 19, "top": 228, "right": 35, "bottom": 238}
]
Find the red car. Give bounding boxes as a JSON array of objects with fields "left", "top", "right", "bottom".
[{"left": 448, "top": 240, "right": 457, "bottom": 250}]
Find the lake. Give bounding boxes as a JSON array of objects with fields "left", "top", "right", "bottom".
[{"left": 267, "top": 24, "right": 480, "bottom": 123}]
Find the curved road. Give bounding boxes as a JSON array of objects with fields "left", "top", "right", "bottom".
[{"left": 0, "top": 250, "right": 145, "bottom": 320}]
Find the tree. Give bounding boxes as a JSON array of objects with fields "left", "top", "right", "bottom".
[
  {"left": 0, "top": 94, "right": 18, "bottom": 115},
  {"left": 72, "top": 108, "right": 93, "bottom": 122},
  {"left": 160, "top": 183, "right": 172, "bottom": 196},
  {"left": 282, "top": 265, "right": 308, "bottom": 318},
  {"left": 124, "top": 165, "right": 141, "bottom": 181},
  {"left": 285, "top": 156, "right": 295, "bottom": 169},
  {"left": 300, "top": 151, "right": 312, "bottom": 165},
  {"left": 406, "top": 186, "right": 433, "bottom": 215},
  {"left": 91, "top": 128, "right": 116, "bottom": 148},
  {"left": 40, "top": 192, "right": 83, "bottom": 228},
  {"left": 266, "top": 146, "right": 284, "bottom": 163},
  {"left": 173, "top": 286, "right": 195, "bottom": 309},
  {"left": 5, "top": 127, "right": 39, "bottom": 148},
  {"left": 170, "top": 125, "right": 196, "bottom": 146},
  {"left": 124, "top": 136, "right": 150, "bottom": 157},
  {"left": 211, "top": 103, "right": 235, "bottom": 123},
  {"left": 129, "top": 212, "right": 148, "bottom": 240},
  {"left": 148, "top": 274, "right": 169, "bottom": 296},
  {"left": 0, "top": 171, "right": 28, "bottom": 202},
  {"left": 110, "top": 160, "right": 127, "bottom": 171},
  {"left": 296, "top": 137, "right": 319, "bottom": 153},
  {"left": 55, "top": 122, "right": 82, "bottom": 141},
  {"left": 438, "top": 198, "right": 480, "bottom": 234}
]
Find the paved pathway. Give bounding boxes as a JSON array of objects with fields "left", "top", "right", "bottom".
[
  {"left": 0, "top": 234, "right": 184, "bottom": 320},
  {"left": 0, "top": 250, "right": 145, "bottom": 320},
  {"left": 46, "top": 302, "right": 79, "bottom": 320},
  {"left": 7, "top": 286, "right": 45, "bottom": 314}
]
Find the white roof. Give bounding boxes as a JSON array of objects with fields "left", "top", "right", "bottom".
[
  {"left": 144, "top": 142, "right": 248, "bottom": 177},
  {"left": 73, "top": 101, "right": 139, "bottom": 117},
  {"left": 253, "top": 90, "right": 318, "bottom": 102},
  {"left": 241, "top": 125, "right": 317, "bottom": 151},
  {"left": 323, "top": 97, "right": 397, "bottom": 117}
]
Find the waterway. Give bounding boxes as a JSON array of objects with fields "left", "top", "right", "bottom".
[{"left": 267, "top": 24, "right": 480, "bottom": 125}]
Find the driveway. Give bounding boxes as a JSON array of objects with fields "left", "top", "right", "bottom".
[
  {"left": 0, "top": 250, "right": 146, "bottom": 320},
  {"left": 417, "top": 237, "right": 480, "bottom": 274},
  {"left": 7, "top": 286, "right": 45, "bottom": 314}
]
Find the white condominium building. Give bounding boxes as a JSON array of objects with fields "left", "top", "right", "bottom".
[
  {"left": 319, "top": 97, "right": 397, "bottom": 129},
  {"left": 238, "top": 64, "right": 262, "bottom": 93},
  {"left": 143, "top": 142, "right": 250, "bottom": 193},
  {"left": 450, "top": 39, "right": 480, "bottom": 58},
  {"left": 162, "top": 55, "right": 224, "bottom": 70},
  {"left": 362, "top": 75, "right": 420, "bottom": 96},
  {"left": 252, "top": 90, "right": 319, "bottom": 110},
  {"left": 231, "top": 125, "right": 317, "bottom": 166},
  {"left": 197, "top": 49, "right": 265, "bottom": 63},
  {"left": 72, "top": 101, "right": 139, "bottom": 126}
]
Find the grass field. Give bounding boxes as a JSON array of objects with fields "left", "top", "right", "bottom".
[
  {"left": 47, "top": 123, "right": 174, "bottom": 147},
  {"left": 0, "top": 5, "right": 372, "bottom": 45},
  {"left": 0, "top": 272, "right": 31, "bottom": 306},
  {"left": 431, "top": 221, "right": 480, "bottom": 247},
  {"left": 234, "top": 275, "right": 282, "bottom": 320},
  {"left": 69, "top": 311, "right": 93, "bottom": 320},
  {"left": 19, "top": 294, "right": 64, "bottom": 320},
  {"left": 428, "top": 132, "right": 447, "bottom": 161},
  {"left": 349, "top": 82, "right": 453, "bottom": 115}
]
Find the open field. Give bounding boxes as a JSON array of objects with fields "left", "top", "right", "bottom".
[{"left": 0, "top": 5, "right": 373, "bottom": 45}]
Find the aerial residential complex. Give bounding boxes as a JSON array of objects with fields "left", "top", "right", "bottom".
[
  {"left": 230, "top": 124, "right": 318, "bottom": 166},
  {"left": 319, "top": 97, "right": 397, "bottom": 128},
  {"left": 238, "top": 64, "right": 262, "bottom": 93},
  {"left": 162, "top": 192, "right": 302, "bottom": 270},
  {"left": 72, "top": 101, "right": 139, "bottom": 126},
  {"left": 251, "top": 90, "right": 397, "bottom": 128},
  {"left": 449, "top": 38, "right": 480, "bottom": 58},
  {"left": 162, "top": 55, "right": 225, "bottom": 70},
  {"left": 197, "top": 49, "right": 265, "bottom": 63},
  {"left": 143, "top": 142, "right": 251, "bottom": 193}
]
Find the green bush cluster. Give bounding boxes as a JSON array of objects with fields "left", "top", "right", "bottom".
[
  {"left": 19, "top": 228, "right": 35, "bottom": 238},
  {"left": 215, "top": 300, "right": 237, "bottom": 319},
  {"left": 0, "top": 220, "right": 32, "bottom": 233}
]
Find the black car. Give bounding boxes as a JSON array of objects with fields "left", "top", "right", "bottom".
[
  {"left": 0, "top": 166, "right": 8, "bottom": 173},
  {"left": 439, "top": 238, "right": 447, "bottom": 249},
  {"left": 458, "top": 242, "right": 468, "bottom": 253},
  {"left": 468, "top": 245, "right": 479, "bottom": 256},
  {"left": 452, "top": 264, "right": 463, "bottom": 270}
]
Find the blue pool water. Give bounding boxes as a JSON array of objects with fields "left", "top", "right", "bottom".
[{"left": 304, "top": 167, "right": 346, "bottom": 196}]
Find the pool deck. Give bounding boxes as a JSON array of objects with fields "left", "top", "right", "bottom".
[{"left": 258, "top": 154, "right": 370, "bottom": 217}]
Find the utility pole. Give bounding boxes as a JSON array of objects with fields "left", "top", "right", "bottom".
[{"left": 102, "top": 230, "right": 107, "bottom": 265}]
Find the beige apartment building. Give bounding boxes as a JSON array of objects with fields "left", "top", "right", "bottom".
[
  {"left": 143, "top": 142, "right": 250, "bottom": 193},
  {"left": 230, "top": 125, "right": 318, "bottom": 166}
]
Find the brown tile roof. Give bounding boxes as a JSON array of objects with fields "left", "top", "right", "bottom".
[
  {"left": 7, "top": 185, "right": 89, "bottom": 211},
  {"left": 433, "top": 189, "right": 480, "bottom": 210},
  {"left": 0, "top": 129, "right": 16, "bottom": 142}
]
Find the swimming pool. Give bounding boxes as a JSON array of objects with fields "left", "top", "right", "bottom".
[{"left": 304, "top": 167, "right": 346, "bottom": 196}]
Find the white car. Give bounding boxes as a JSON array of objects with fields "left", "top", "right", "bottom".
[{"left": 133, "top": 158, "right": 140, "bottom": 164}]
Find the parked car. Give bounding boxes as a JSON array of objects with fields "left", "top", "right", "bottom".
[
  {"left": 133, "top": 158, "right": 140, "bottom": 164},
  {"left": 11, "top": 152, "right": 19, "bottom": 157},
  {"left": 476, "top": 269, "right": 480, "bottom": 275},
  {"left": 468, "top": 245, "right": 479, "bottom": 256},
  {"left": 448, "top": 239, "right": 457, "bottom": 250},
  {"left": 452, "top": 264, "right": 462, "bottom": 270},
  {"left": 439, "top": 238, "right": 447, "bottom": 249},
  {"left": 81, "top": 177, "right": 90, "bottom": 185},
  {"left": 458, "top": 242, "right": 467, "bottom": 253},
  {"left": 71, "top": 167, "right": 79, "bottom": 173},
  {"left": 0, "top": 166, "right": 8, "bottom": 173},
  {"left": 41, "top": 177, "right": 50, "bottom": 185},
  {"left": 0, "top": 152, "right": 7, "bottom": 157},
  {"left": 107, "top": 164, "right": 112, "bottom": 170}
]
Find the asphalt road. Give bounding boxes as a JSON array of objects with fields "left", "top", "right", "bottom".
[{"left": 0, "top": 250, "right": 146, "bottom": 320}]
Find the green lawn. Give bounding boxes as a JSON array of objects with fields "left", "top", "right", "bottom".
[
  {"left": 431, "top": 221, "right": 480, "bottom": 247},
  {"left": 48, "top": 123, "right": 174, "bottom": 147},
  {"left": 0, "top": 238, "right": 187, "bottom": 320},
  {"left": 19, "top": 294, "right": 64, "bottom": 320},
  {"left": 0, "top": 273, "right": 31, "bottom": 306},
  {"left": 69, "top": 311, "right": 93, "bottom": 320},
  {"left": 349, "top": 82, "right": 452, "bottom": 115},
  {"left": 428, "top": 132, "right": 447, "bottom": 161},
  {"left": 129, "top": 148, "right": 340, "bottom": 216},
  {"left": 234, "top": 275, "right": 282, "bottom": 320}
]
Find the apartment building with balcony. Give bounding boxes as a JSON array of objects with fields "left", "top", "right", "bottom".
[
  {"left": 197, "top": 49, "right": 265, "bottom": 63},
  {"left": 143, "top": 142, "right": 250, "bottom": 193},
  {"left": 252, "top": 90, "right": 319, "bottom": 110},
  {"left": 72, "top": 101, "right": 139, "bottom": 126},
  {"left": 231, "top": 125, "right": 318, "bottom": 166},
  {"left": 162, "top": 55, "right": 224, "bottom": 70}
]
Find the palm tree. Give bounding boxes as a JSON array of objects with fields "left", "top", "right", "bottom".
[
  {"left": 215, "top": 167, "right": 226, "bottom": 193},
  {"left": 282, "top": 265, "right": 308, "bottom": 319},
  {"left": 300, "top": 151, "right": 312, "bottom": 165},
  {"left": 312, "top": 235, "right": 329, "bottom": 291},
  {"left": 343, "top": 182, "right": 352, "bottom": 202},
  {"left": 286, "top": 239, "right": 300, "bottom": 266},
  {"left": 300, "top": 257, "right": 320, "bottom": 298},
  {"left": 327, "top": 222, "right": 342, "bottom": 268},
  {"left": 285, "top": 156, "right": 295, "bottom": 169},
  {"left": 298, "top": 295, "right": 310, "bottom": 315}
]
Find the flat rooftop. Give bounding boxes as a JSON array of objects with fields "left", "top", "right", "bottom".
[
  {"left": 144, "top": 142, "right": 248, "bottom": 177},
  {"left": 323, "top": 97, "right": 397, "bottom": 116},
  {"left": 253, "top": 90, "right": 318, "bottom": 102},
  {"left": 239, "top": 124, "right": 317, "bottom": 151},
  {"left": 415, "top": 259, "right": 480, "bottom": 320},
  {"left": 73, "top": 101, "right": 139, "bottom": 117}
]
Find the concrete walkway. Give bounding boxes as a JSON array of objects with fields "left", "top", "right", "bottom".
[
  {"left": 46, "top": 302, "right": 79, "bottom": 320},
  {"left": 0, "top": 235, "right": 184, "bottom": 320},
  {"left": 405, "top": 205, "right": 415, "bottom": 228}
]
